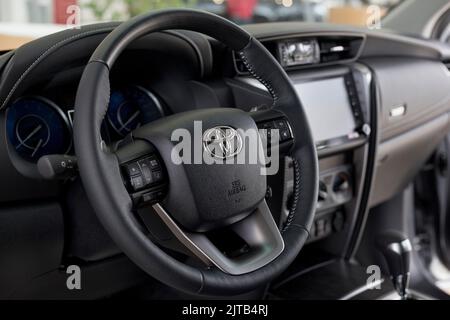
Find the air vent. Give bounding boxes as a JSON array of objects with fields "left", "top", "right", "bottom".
[{"left": 319, "top": 36, "right": 364, "bottom": 63}]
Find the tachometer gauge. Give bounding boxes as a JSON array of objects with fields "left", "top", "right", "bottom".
[
  {"left": 6, "top": 97, "right": 72, "bottom": 162},
  {"left": 106, "top": 85, "right": 163, "bottom": 137}
]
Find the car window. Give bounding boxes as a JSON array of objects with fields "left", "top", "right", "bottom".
[{"left": 0, "top": 0, "right": 403, "bottom": 50}]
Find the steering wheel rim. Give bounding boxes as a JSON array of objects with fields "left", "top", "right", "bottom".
[{"left": 73, "top": 9, "right": 318, "bottom": 296}]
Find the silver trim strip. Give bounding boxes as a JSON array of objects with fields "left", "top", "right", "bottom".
[
  {"left": 152, "top": 203, "right": 213, "bottom": 267},
  {"left": 390, "top": 105, "right": 407, "bottom": 118}
]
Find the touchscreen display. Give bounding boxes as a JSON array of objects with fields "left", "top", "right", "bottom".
[{"left": 295, "top": 77, "right": 356, "bottom": 143}]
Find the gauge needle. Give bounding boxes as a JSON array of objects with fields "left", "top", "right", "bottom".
[
  {"left": 31, "top": 139, "right": 43, "bottom": 158},
  {"left": 16, "top": 124, "right": 43, "bottom": 149},
  {"left": 119, "top": 111, "right": 140, "bottom": 132}
]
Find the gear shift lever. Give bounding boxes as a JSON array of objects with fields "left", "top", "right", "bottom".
[{"left": 376, "top": 231, "right": 412, "bottom": 300}]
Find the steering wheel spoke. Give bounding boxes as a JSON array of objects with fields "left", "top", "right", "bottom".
[{"left": 150, "top": 199, "right": 284, "bottom": 275}]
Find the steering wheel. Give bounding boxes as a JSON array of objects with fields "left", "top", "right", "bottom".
[{"left": 73, "top": 9, "right": 318, "bottom": 296}]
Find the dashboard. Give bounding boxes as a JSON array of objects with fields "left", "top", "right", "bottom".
[
  {"left": 0, "top": 23, "right": 449, "bottom": 206},
  {"left": 1, "top": 21, "right": 450, "bottom": 298},
  {"left": 4, "top": 70, "right": 363, "bottom": 163}
]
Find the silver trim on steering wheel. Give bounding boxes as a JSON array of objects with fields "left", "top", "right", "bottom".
[{"left": 152, "top": 200, "right": 285, "bottom": 275}]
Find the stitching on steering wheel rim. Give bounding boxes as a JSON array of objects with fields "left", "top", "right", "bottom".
[
  {"left": 237, "top": 49, "right": 300, "bottom": 234},
  {"left": 237, "top": 50, "right": 279, "bottom": 109},
  {"left": 282, "top": 158, "right": 301, "bottom": 233}
]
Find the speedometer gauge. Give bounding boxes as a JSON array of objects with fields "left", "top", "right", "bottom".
[
  {"left": 6, "top": 97, "right": 72, "bottom": 162},
  {"left": 106, "top": 85, "right": 163, "bottom": 137}
]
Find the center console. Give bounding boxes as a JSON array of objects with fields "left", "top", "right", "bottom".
[
  {"left": 271, "top": 65, "right": 372, "bottom": 254},
  {"left": 310, "top": 165, "right": 352, "bottom": 242}
]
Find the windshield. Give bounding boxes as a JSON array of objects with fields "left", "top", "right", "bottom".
[{"left": 0, "top": 0, "right": 403, "bottom": 50}]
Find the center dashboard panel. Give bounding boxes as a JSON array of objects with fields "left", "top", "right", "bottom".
[
  {"left": 229, "top": 33, "right": 374, "bottom": 255},
  {"left": 294, "top": 66, "right": 371, "bottom": 248},
  {"left": 229, "top": 28, "right": 450, "bottom": 261}
]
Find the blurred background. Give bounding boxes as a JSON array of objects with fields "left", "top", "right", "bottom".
[{"left": 0, "top": 0, "right": 402, "bottom": 50}]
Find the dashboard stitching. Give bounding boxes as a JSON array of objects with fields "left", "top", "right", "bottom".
[{"left": 0, "top": 27, "right": 115, "bottom": 110}]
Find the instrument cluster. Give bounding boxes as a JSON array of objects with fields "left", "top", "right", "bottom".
[{"left": 6, "top": 85, "right": 164, "bottom": 163}]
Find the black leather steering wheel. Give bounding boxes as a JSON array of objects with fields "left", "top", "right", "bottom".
[{"left": 73, "top": 9, "right": 318, "bottom": 296}]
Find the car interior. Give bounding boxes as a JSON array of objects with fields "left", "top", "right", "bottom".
[{"left": 2, "top": 0, "right": 450, "bottom": 301}]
